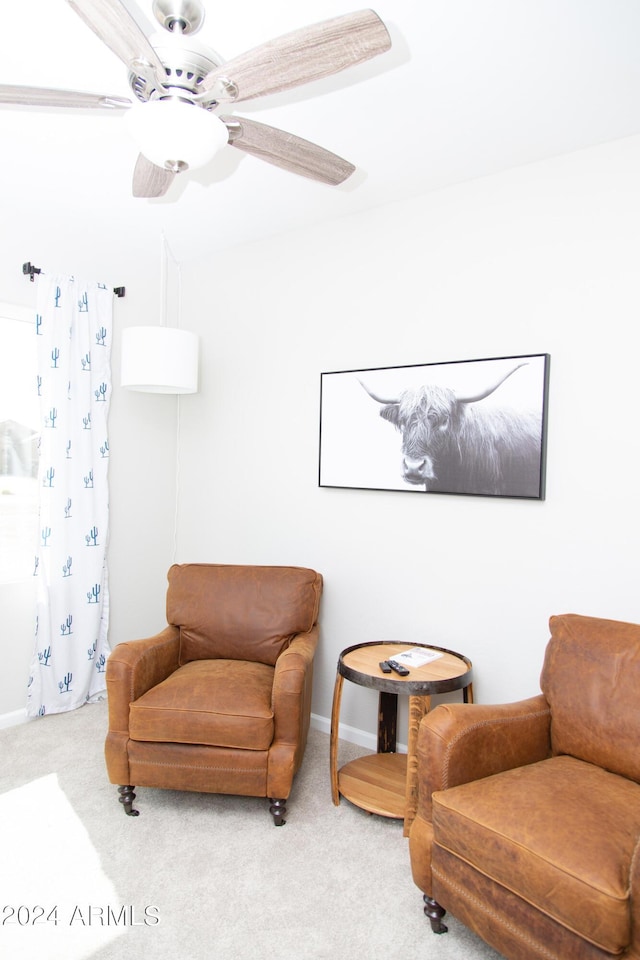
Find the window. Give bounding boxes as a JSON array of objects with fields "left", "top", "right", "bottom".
[{"left": 0, "top": 303, "right": 40, "bottom": 583}]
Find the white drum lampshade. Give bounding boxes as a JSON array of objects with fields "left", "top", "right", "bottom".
[{"left": 121, "top": 326, "right": 199, "bottom": 394}]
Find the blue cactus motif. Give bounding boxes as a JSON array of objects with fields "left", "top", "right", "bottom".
[
  {"left": 37, "top": 374, "right": 42, "bottom": 396},
  {"left": 41, "top": 527, "right": 51, "bottom": 546},
  {"left": 54, "top": 286, "right": 62, "bottom": 308},
  {"left": 81, "top": 352, "right": 91, "bottom": 371},
  {"left": 95, "top": 653, "right": 107, "bottom": 673},
  {"left": 35, "top": 313, "right": 43, "bottom": 335},
  {"left": 38, "top": 646, "right": 51, "bottom": 666},
  {"left": 100, "top": 440, "right": 109, "bottom": 458},
  {"left": 62, "top": 556, "right": 72, "bottom": 576},
  {"left": 58, "top": 672, "right": 73, "bottom": 694},
  {"left": 51, "top": 347, "right": 60, "bottom": 368},
  {"left": 83, "top": 412, "right": 91, "bottom": 430},
  {"left": 60, "top": 614, "right": 73, "bottom": 636},
  {"left": 95, "top": 382, "right": 107, "bottom": 402},
  {"left": 96, "top": 326, "right": 107, "bottom": 346},
  {"left": 64, "top": 498, "right": 72, "bottom": 518},
  {"left": 45, "top": 407, "right": 57, "bottom": 428},
  {"left": 78, "top": 291, "right": 89, "bottom": 312},
  {"left": 84, "top": 470, "right": 94, "bottom": 488},
  {"left": 87, "top": 640, "right": 97, "bottom": 661},
  {"left": 87, "top": 583, "right": 101, "bottom": 604},
  {"left": 66, "top": 440, "right": 72, "bottom": 459},
  {"left": 43, "top": 466, "right": 55, "bottom": 487},
  {"left": 38, "top": 705, "right": 46, "bottom": 716},
  {"left": 85, "top": 526, "right": 99, "bottom": 546}
]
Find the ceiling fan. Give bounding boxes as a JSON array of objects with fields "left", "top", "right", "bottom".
[{"left": 0, "top": 0, "right": 392, "bottom": 198}]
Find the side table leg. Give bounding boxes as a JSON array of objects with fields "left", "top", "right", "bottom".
[
  {"left": 330, "top": 672, "right": 344, "bottom": 806},
  {"left": 377, "top": 691, "right": 398, "bottom": 753},
  {"left": 403, "top": 694, "right": 430, "bottom": 837}
]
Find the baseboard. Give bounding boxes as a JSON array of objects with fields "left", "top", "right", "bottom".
[
  {"left": 310, "top": 712, "right": 377, "bottom": 750},
  {"left": 310, "top": 713, "right": 407, "bottom": 753},
  {"left": 0, "top": 708, "right": 31, "bottom": 730}
]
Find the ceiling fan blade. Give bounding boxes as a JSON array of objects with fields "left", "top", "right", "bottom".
[
  {"left": 202, "top": 9, "right": 391, "bottom": 102},
  {"left": 67, "top": 0, "right": 166, "bottom": 76},
  {"left": 0, "top": 84, "right": 131, "bottom": 110},
  {"left": 222, "top": 116, "right": 355, "bottom": 186},
  {"left": 132, "top": 153, "right": 175, "bottom": 198}
]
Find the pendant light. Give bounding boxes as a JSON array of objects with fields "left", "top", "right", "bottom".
[{"left": 121, "top": 234, "right": 199, "bottom": 394}]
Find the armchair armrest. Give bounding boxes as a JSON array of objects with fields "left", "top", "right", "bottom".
[
  {"left": 267, "top": 626, "right": 320, "bottom": 799},
  {"left": 105, "top": 626, "right": 180, "bottom": 786},
  {"left": 106, "top": 626, "right": 181, "bottom": 734},
  {"left": 416, "top": 694, "right": 551, "bottom": 822},
  {"left": 272, "top": 626, "right": 319, "bottom": 742}
]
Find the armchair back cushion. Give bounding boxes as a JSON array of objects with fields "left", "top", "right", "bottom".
[
  {"left": 541, "top": 613, "right": 640, "bottom": 781},
  {"left": 167, "top": 563, "right": 323, "bottom": 666}
]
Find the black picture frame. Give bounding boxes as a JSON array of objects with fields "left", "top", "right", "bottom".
[{"left": 319, "top": 353, "right": 550, "bottom": 499}]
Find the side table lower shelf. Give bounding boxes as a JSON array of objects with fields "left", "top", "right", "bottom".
[{"left": 337, "top": 753, "right": 408, "bottom": 820}]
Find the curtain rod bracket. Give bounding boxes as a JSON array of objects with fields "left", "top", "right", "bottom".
[
  {"left": 23, "top": 261, "right": 41, "bottom": 282},
  {"left": 23, "top": 262, "right": 125, "bottom": 297}
]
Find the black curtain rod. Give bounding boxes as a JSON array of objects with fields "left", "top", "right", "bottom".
[{"left": 22, "top": 262, "right": 125, "bottom": 298}]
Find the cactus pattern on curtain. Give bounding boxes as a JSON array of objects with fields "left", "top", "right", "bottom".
[{"left": 27, "top": 275, "right": 112, "bottom": 717}]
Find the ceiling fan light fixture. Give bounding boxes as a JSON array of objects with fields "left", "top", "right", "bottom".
[{"left": 124, "top": 98, "right": 228, "bottom": 171}]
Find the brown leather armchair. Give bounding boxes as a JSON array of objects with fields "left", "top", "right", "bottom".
[
  {"left": 105, "top": 563, "right": 323, "bottom": 825},
  {"left": 409, "top": 613, "right": 640, "bottom": 960}
]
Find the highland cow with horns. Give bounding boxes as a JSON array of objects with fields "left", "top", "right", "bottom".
[{"left": 359, "top": 363, "right": 543, "bottom": 497}]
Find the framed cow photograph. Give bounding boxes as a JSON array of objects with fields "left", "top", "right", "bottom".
[{"left": 319, "top": 353, "right": 550, "bottom": 499}]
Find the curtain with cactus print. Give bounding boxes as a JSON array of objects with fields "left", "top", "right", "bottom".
[{"left": 27, "top": 275, "right": 112, "bottom": 717}]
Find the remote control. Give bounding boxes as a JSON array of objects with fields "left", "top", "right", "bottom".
[
  {"left": 387, "top": 659, "right": 410, "bottom": 676},
  {"left": 379, "top": 660, "right": 392, "bottom": 674}
]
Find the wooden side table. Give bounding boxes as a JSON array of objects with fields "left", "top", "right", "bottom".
[{"left": 330, "top": 641, "right": 473, "bottom": 836}]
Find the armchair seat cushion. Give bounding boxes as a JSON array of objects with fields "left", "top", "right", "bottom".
[
  {"left": 129, "top": 659, "right": 275, "bottom": 751},
  {"left": 432, "top": 754, "right": 640, "bottom": 954}
]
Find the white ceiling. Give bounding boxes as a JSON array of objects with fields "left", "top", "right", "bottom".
[{"left": 2, "top": 0, "right": 640, "bottom": 263}]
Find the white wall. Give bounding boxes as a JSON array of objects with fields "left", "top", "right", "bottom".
[
  {"left": 2, "top": 135, "right": 639, "bottom": 738},
  {"left": 177, "top": 135, "right": 640, "bottom": 739}
]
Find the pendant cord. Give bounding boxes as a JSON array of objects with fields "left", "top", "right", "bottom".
[{"left": 161, "top": 233, "right": 182, "bottom": 565}]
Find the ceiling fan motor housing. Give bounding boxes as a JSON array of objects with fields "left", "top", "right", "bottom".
[
  {"left": 127, "top": 1, "right": 230, "bottom": 173},
  {"left": 128, "top": 35, "right": 223, "bottom": 109}
]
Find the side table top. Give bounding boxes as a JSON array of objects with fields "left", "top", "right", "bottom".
[{"left": 338, "top": 641, "right": 472, "bottom": 696}]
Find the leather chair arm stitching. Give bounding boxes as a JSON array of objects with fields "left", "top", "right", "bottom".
[
  {"left": 106, "top": 627, "right": 181, "bottom": 731},
  {"left": 271, "top": 626, "right": 319, "bottom": 744},
  {"left": 416, "top": 694, "right": 551, "bottom": 822}
]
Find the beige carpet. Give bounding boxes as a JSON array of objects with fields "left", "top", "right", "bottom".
[{"left": 0, "top": 702, "right": 503, "bottom": 960}]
